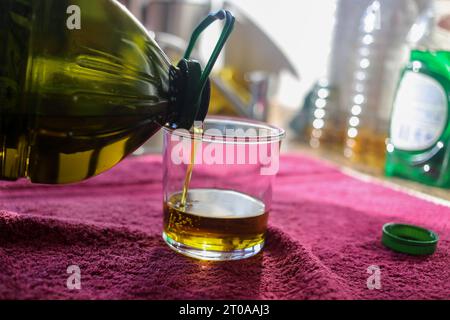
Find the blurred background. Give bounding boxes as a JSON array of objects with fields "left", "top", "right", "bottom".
[{"left": 120, "top": 0, "right": 450, "bottom": 196}]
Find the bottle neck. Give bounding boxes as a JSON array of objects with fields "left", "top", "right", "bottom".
[{"left": 166, "top": 59, "right": 210, "bottom": 130}]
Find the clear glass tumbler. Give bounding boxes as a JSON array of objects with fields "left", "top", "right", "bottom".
[{"left": 162, "top": 116, "right": 285, "bottom": 260}]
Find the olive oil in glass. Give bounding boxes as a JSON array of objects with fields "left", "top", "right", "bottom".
[{"left": 164, "top": 188, "right": 268, "bottom": 253}]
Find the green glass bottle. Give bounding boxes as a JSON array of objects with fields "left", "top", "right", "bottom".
[
  {"left": 386, "top": 49, "right": 450, "bottom": 187},
  {"left": 0, "top": 0, "right": 234, "bottom": 184}
]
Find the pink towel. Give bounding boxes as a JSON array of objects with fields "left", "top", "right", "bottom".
[{"left": 0, "top": 154, "right": 449, "bottom": 299}]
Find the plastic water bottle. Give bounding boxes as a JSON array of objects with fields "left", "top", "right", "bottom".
[{"left": 341, "top": 0, "right": 420, "bottom": 169}]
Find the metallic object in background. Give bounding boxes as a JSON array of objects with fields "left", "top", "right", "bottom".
[
  {"left": 155, "top": 32, "right": 273, "bottom": 121},
  {"left": 212, "top": 70, "right": 270, "bottom": 121},
  {"left": 209, "top": 2, "right": 297, "bottom": 121},
  {"left": 222, "top": 2, "right": 297, "bottom": 78},
  {"left": 137, "top": 0, "right": 297, "bottom": 122},
  {"left": 142, "top": 0, "right": 238, "bottom": 118},
  {"left": 246, "top": 72, "right": 270, "bottom": 121}
]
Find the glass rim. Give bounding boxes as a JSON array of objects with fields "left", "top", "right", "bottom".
[{"left": 164, "top": 116, "right": 286, "bottom": 144}]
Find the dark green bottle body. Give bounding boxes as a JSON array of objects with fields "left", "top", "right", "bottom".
[
  {"left": 0, "top": 0, "right": 185, "bottom": 184},
  {"left": 386, "top": 50, "right": 450, "bottom": 187}
]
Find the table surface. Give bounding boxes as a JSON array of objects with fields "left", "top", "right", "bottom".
[
  {"left": 1, "top": 154, "right": 449, "bottom": 299},
  {"left": 287, "top": 140, "right": 450, "bottom": 206}
]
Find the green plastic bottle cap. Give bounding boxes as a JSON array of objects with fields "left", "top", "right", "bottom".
[{"left": 382, "top": 223, "right": 439, "bottom": 255}]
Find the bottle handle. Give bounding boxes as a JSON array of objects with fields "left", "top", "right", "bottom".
[{"left": 184, "top": 10, "right": 235, "bottom": 98}]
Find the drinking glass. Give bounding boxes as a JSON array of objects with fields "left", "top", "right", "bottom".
[{"left": 162, "top": 116, "right": 285, "bottom": 260}]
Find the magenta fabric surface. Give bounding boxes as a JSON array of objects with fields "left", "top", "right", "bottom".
[{"left": 0, "top": 154, "right": 449, "bottom": 300}]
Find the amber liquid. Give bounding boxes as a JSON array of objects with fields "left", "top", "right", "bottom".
[
  {"left": 344, "top": 128, "right": 387, "bottom": 170},
  {"left": 164, "top": 189, "right": 268, "bottom": 252},
  {"left": 179, "top": 125, "right": 203, "bottom": 207},
  {"left": 2, "top": 112, "right": 162, "bottom": 184},
  {"left": 308, "top": 125, "right": 387, "bottom": 170},
  {"left": 308, "top": 126, "right": 346, "bottom": 150},
  {"left": 0, "top": 0, "right": 171, "bottom": 183}
]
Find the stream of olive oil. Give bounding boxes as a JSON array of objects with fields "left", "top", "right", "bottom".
[{"left": 179, "top": 125, "right": 203, "bottom": 208}]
